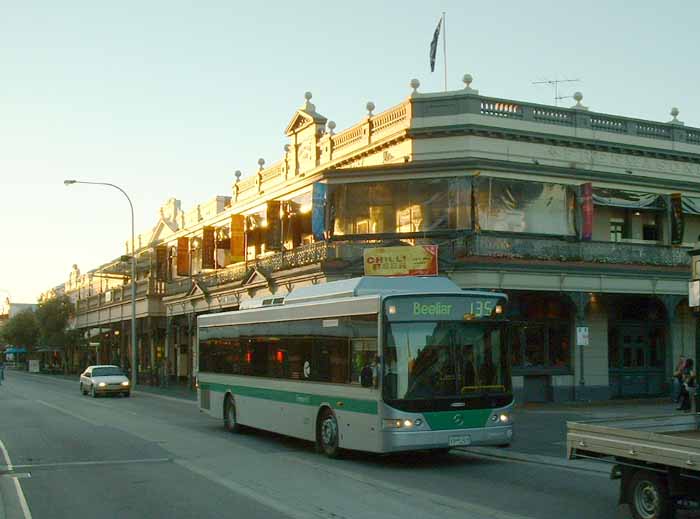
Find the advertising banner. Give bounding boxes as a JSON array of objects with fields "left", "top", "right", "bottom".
[
  {"left": 363, "top": 245, "right": 438, "bottom": 277},
  {"left": 580, "top": 183, "right": 593, "bottom": 241},
  {"left": 670, "top": 193, "right": 684, "bottom": 245},
  {"left": 202, "top": 227, "right": 215, "bottom": 269}
]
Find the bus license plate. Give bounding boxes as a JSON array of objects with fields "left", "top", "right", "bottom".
[{"left": 448, "top": 435, "right": 471, "bottom": 447}]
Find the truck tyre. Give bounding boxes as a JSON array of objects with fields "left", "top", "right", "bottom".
[{"left": 627, "top": 470, "right": 672, "bottom": 519}]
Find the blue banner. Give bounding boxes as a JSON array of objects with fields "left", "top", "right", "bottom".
[{"left": 312, "top": 183, "right": 327, "bottom": 241}]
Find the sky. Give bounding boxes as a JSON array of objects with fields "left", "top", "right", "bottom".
[{"left": 1, "top": 0, "right": 698, "bottom": 304}]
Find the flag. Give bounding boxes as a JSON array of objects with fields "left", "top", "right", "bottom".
[{"left": 429, "top": 17, "right": 442, "bottom": 72}]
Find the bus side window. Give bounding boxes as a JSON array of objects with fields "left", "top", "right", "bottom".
[{"left": 352, "top": 339, "right": 378, "bottom": 387}]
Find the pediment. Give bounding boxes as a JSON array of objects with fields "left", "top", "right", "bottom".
[
  {"left": 285, "top": 108, "right": 328, "bottom": 136},
  {"left": 186, "top": 279, "right": 209, "bottom": 299},
  {"left": 149, "top": 218, "right": 178, "bottom": 245},
  {"left": 242, "top": 267, "right": 270, "bottom": 287}
]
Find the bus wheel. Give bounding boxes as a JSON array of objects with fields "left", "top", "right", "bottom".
[
  {"left": 224, "top": 395, "right": 241, "bottom": 433},
  {"left": 627, "top": 470, "right": 672, "bottom": 519},
  {"left": 317, "top": 409, "right": 341, "bottom": 458}
]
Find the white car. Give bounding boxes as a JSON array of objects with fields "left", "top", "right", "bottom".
[{"left": 80, "top": 365, "right": 131, "bottom": 398}]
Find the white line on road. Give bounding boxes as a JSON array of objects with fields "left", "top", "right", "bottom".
[
  {"left": 35, "top": 399, "right": 99, "bottom": 425},
  {"left": 280, "top": 453, "right": 532, "bottom": 519},
  {"left": 12, "top": 477, "right": 33, "bottom": 519},
  {"left": 0, "top": 438, "right": 33, "bottom": 519},
  {"left": 173, "top": 459, "right": 320, "bottom": 519},
  {"left": 12, "top": 457, "right": 172, "bottom": 470},
  {"left": 0, "top": 438, "right": 14, "bottom": 471}
]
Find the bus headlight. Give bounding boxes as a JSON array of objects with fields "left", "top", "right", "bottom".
[
  {"left": 383, "top": 419, "right": 415, "bottom": 429},
  {"left": 499, "top": 413, "right": 510, "bottom": 423}
]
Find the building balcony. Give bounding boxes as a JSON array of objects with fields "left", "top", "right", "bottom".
[
  {"left": 75, "top": 279, "right": 166, "bottom": 315},
  {"left": 461, "top": 232, "right": 691, "bottom": 268},
  {"left": 164, "top": 232, "right": 691, "bottom": 298}
]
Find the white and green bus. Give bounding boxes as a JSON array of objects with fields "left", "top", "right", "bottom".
[{"left": 196, "top": 276, "right": 514, "bottom": 457}]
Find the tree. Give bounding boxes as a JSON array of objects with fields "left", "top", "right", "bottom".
[
  {"left": 0, "top": 310, "right": 39, "bottom": 349},
  {"left": 35, "top": 296, "right": 74, "bottom": 349}
]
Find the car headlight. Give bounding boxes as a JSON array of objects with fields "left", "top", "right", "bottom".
[
  {"left": 98, "top": 382, "right": 107, "bottom": 387},
  {"left": 121, "top": 381, "right": 130, "bottom": 387}
]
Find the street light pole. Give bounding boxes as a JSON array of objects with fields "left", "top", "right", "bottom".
[{"left": 64, "top": 180, "right": 138, "bottom": 386}]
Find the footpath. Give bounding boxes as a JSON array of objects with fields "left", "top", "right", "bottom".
[{"left": 463, "top": 398, "right": 680, "bottom": 475}]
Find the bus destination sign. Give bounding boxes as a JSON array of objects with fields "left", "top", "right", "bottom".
[{"left": 386, "top": 296, "right": 503, "bottom": 321}]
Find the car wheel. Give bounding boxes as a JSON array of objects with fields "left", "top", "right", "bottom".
[
  {"left": 224, "top": 395, "right": 241, "bottom": 433},
  {"left": 91, "top": 385, "right": 97, "bottom": 398},
  {"left": 124, "top": 392, "right": 131, "bottom": 398},
  {"left": 317, "top": 408, "right": 341, "bottom": 458},
  {"left": 80, "top": 383, "right": 86, "bottom": 395}
]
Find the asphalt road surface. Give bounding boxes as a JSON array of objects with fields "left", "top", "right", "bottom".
[{"left": 1, "top": 370, "right": 628, "bottom": 519}]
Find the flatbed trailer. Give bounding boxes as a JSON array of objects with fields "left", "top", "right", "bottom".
[{"left": 567, "top": 412, "right": 700, "bottom": 519}]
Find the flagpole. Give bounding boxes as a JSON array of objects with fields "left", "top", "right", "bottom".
[{"left": 442, "top": 11, "right": 447, "bottom": 91}]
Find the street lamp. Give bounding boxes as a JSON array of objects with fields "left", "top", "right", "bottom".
[{"left": 63, "top": 180, "right": 138, "bottom": 385}]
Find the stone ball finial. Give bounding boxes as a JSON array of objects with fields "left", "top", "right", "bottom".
[
  {"left": 257, "top": 158, "right": 265, "bottom": 170},
  {"left": 671, "top": 107, "right": 680, "bottom": 118},
  {"left": 304, "top": 91, "right": 313, "bottom": 101},
  {"left": 328, "top": 120, "right": 336, "bottom": 131},
  {"left": 463, "top": 74, "right": 473, "bottom": 88},
  {"left": 366, "top": 101, "right": 375, "bottom": 116},
  {"left": 574, "top": 92, "right": 583, "bottom": 105},
  {"left": 410, "top": 78, "right": 420, "bottom": 93},
  {"left": 234, "top": 170, "right": 242, "bottom": 180},
  {"left": 283, "top": 144, "right": 290, "bottom": 153}
]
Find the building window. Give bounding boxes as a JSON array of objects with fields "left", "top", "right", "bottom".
[
  {"left": 642, "top": 224, "right": 659, "bottom": 241},
  {"left": 610, "top": 220, "right": 624, "bottom": 242},
  {"left": 509, "top": 294, "right": 572, "bottom": 372}
]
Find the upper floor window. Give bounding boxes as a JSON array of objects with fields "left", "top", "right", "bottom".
[{"left": 610, "top": 220, "right": 624, "bottom": 242}]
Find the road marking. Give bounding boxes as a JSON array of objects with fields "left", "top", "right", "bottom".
[
  {"left": 280, "top": 453, "right": 532, "bottom": 519},
  {"left": 13, "top": 477, "right": 33, "bottom": 519},
  {"left": 173, "top": 459, "right": 323, "bottom": 519},
  {"left": 35, "top": 399, "right": 98, "bottom": 425},
  {"left": 458, "top": 447, "right": 609, "bottom": 478},
  {"left": 13, "top": 457, "right": 172, "bottom": 470},
  {"left": 0, "top": 439, "right": 33, "bottom": 518},
  {"left": 0, "top": 438, "right": 14, "bottom": 471}
]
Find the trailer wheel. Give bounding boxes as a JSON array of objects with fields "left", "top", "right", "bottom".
[{"left": 628, "top": 470, "right": 672, "bottom": 519}]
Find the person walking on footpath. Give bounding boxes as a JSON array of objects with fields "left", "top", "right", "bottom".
[
  {"left": 673, "top": 355, "right": 687, "bottom": 403},
  {"left": 677, "top": 359, "right": 696, "bottom": 412},
  {"left": 0, "top": 359, "right": 5, "bottom": 386}
]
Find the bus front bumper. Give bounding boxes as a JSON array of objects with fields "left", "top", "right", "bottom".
[{"left": 380, "top": 425, "right": 513, "bottom": 452}]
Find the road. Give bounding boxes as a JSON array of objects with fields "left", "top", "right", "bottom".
[{"left": 1, "top": 370, "right": 626, "bottom": 519}]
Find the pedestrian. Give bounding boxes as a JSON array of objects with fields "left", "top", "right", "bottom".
[
  {"left": 672, "top": 355, "right": 687, "bottom": 403},
  {"left": 677, "top": 359, "right": 696, "bottom": 412},
  {"left": 0, "top": 359, "right": 4, "bottom": 385}
]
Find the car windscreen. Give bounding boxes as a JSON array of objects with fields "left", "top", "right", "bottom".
[{"left": 92, "top": 367, "right": 124, "bottom": 377}]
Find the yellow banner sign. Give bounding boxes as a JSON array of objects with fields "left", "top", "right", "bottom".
[{"left": 363, "top": 246, "right": 438, "bottom": 277}]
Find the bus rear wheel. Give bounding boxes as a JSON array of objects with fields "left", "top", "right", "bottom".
[
  {"left": 224, "top": 395, "right": 241, "bottom": 433},
  {"left": 317, "top": 409, "right": 341, "bottom": 458}
]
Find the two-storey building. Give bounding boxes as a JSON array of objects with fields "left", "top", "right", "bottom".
[{"left": 52, "top": 75, "right": 700, "bottom": 402}]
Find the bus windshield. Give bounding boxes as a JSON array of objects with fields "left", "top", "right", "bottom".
[{"left": 383, "top": 321, "right": 511, "bottom": 401}]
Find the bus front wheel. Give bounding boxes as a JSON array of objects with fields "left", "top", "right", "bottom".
[
  {"left": 317, "top": 409, "right": 341, "bottom": 458},
  {"left": 224, "top": 395, "right": 241, "bottom": 433}
]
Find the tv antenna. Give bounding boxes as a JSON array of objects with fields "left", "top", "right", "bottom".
[{"left": 532, "top": 78, "right": 581, "bottom": 106}]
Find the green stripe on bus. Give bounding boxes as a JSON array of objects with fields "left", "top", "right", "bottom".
[
  {"left": 422, "top": 409, "right": 493, "bottom": 430},
  {"left": 200, "top": 382, "right": 378, "bottom": 415}
]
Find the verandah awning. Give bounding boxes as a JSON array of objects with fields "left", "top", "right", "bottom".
[{"left": 592, "top": 188, "right": 665, "bottom": 210}]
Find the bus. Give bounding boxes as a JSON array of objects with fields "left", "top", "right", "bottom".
[{"left": 196, "top": 276, "right": 514, "bottom": 457}]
